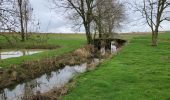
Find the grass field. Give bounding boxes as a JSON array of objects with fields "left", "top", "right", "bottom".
[
  {"left": 62, "top": 32, "right": 170, "bottom": 100},
  {"left": 0, "top": 34, "right": 86, "bottom": 68}
]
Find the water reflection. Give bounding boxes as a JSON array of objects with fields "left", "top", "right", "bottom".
[
  {"left": 0, "top": 52, "right": 1, "bottom": 60},
  {"left": 0, "top": 50, "right": 44, "bottom": 60},
  {"left": 0, "top": 63, "right": 87, "bottom": 100}
]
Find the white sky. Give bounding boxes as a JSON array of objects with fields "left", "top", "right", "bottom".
[{"left": 30, "top": 0, "right": 170, "bottom": 33}]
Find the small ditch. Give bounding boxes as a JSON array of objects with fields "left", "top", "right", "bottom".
[
  {"left": 0, "top": 45, "right": 101, "bottom": 100},
  {"left": 0, "top": 62, "right": 100, "bottom": 100},
  {"left": 0, "top": 38, "right": 127, "bottom": 100}
]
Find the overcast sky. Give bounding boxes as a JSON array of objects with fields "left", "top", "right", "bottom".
[{"left": 30, "top": 0, "right": 170, "bottom": 33}]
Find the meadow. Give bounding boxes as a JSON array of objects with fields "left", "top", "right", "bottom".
[
  {"left": 62, "top": 32, "right": 170, "bottom": 100},
  {"left": 0, "top": 34, "right": 86, "bottom": 68},
  {"left": 1, "top": 32, "right": 170, "bottom": 100}
]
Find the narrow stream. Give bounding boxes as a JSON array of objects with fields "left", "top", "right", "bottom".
[
  {"left": 0, "top": 40, "right": 125, "bottom": 100},
  {"left": 0, "top": 50, "right": 45, "bottom": 60},
  {"left": 0, "top": 63, "right": 88, "bottom": 100}
]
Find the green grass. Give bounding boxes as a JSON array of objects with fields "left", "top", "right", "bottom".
[
  {"left": 62, "top": 32, "right": 170, "bottom": 100},
  {"left": 0, "top": 34, "right": 86, "bottom": 68}
]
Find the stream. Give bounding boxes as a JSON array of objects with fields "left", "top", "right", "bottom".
[
  {"left": 0, "top": 39, "right": 125, "bottom": 100},
  {"left": 0, "top": 63, "right": 90, "bottom": 100}
]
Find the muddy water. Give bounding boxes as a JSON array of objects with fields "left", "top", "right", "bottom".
[
  {"left": 0, "top": 63, "right": 87, "bottom": 100},
  {"left": 0, "top": 50, "right": 44, "bottom": 60}
]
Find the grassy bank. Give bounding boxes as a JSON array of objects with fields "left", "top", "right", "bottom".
[
  {"left": 0, "top": 34, "right": 86, "bottom": 68},
  {"left": 62, "top": 33, "right": 170, "bottom": 100}
]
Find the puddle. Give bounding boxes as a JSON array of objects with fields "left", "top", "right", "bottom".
[
  {"left": 0, "top": 50, "right": 45, "bottom": 60},
  {"left": 0, "top": 63, "right": 87, "bottom": 100}
]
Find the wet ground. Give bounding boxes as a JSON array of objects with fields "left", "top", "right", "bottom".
[
  {"left": 0, "top": 63, "right": 87, "bottom": 100},
  {"left": 0, "top": 43, "right": 120, "bottom": 100},
  {"left": 0, "top": 49, "right": 45, "bottom": 60}
]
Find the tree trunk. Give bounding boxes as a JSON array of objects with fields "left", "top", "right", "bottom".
[
  {"left": 25, "top": 20, "right": 28, "bottom": 40},
  {"left": 108, "top": 25, "right": 112, "bottom": 38},
  {"left": 94, "top": 17, "right": 102, "bottom": 38},
  {"left": 152, "top": 34, "right": 157, "bottom": 46},
  {"left": 152, "top": 29, "right": 158, "bottom": 46},
  {"left": 98, "top": 23, "right": 102, "bottom": 38},
  {"left": 19, "top": 0, "right": 25, "bottom": 42},
  {"left": 98, "top": 11, "right": 102, "bottom": 38},
  {"left": 84, "top": 24, "right": 92, "bottom": 44},
  {"left": 24, "top": 2, "right": 28, "bottom": 40},
  {"left": 20, "top": 13, "right": 25, "bottom": 42}
]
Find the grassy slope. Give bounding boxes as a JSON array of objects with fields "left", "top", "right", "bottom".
[
  {"left": 62, "top": 33, "right": 170, "bottom": 100},
  {"left": 0, "top": 34, "right": 86, "bottom": 68}
]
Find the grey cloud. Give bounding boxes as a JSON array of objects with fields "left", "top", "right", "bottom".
[
  {"left": 30, "top": 0, "right": 170, "bottom": 33},
  {"left": 30, "top": 0, "right": 73, "bottom": 33}
]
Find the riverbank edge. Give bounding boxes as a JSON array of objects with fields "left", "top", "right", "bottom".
[
  {"left": 0, "top": 45, "right": 96, "bottom": 89},
  {"left": 34, "top": 43, "right": 128, "bottom": 100}
]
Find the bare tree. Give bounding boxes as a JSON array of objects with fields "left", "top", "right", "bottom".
[
  {"left": 0, "top": 0, "right": 18, "bottom": 43},
  {"left": 0, "top": 0, "right": 35, "bottom": 44},
  {"left": 23, "top": 0, "right": 33, "bottom": 40},
  {"left": 105, "top": 1, "right": 125, "bottom": 37},
  {"left": 93, "top": 0, "right": 125, "bottom": 38},
  {"left": 52, "top": 0, "right": 126, "bottom": 43},
  {"left": 0, "top": 0, "right": 16, "bottom": 32},
  {"left": 14, "top": 0, "right": 33, "bottom": 42},
  {"left": 52, "top": 0, "right": 101, "bottom": 44},
  {"left": 17, "top": 0, "right": 25, "bottom": 41},
  {"left": 134, "top": 0, "right": 170, "bottom": 46},
  {"left": 93, "top": 0, "right": 103, "bottom": 38}
]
